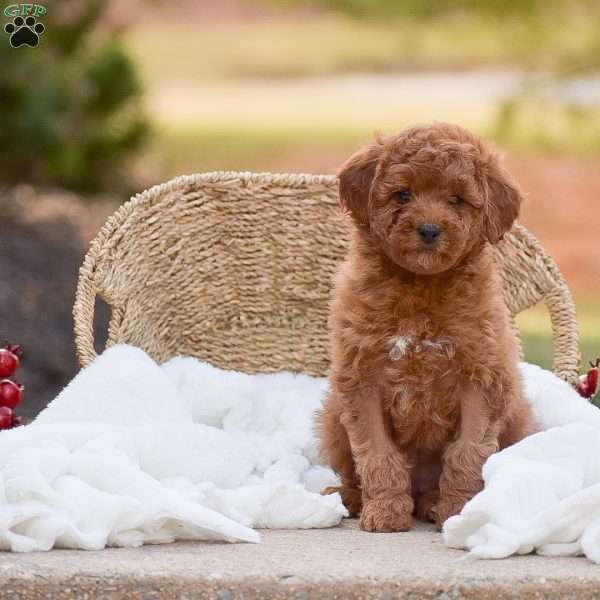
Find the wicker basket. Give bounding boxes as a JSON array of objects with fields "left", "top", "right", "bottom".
[{"left": 73, "top": 172, "right": 581, "bottom": 387}]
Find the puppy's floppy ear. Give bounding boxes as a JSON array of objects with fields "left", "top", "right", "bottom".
[
  {"left": 483, "top": 159, "right": 523, "bottom": 244},
  {"left": 337, "top": 140, "right": 384, "bottom": 230}
]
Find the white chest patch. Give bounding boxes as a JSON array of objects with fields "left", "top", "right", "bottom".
[
  {"left": 386, "top": 335, "right": 414, "bottom": 361},
  {"left": 386, "top": 335, "right": 454, "bottom": 361}
]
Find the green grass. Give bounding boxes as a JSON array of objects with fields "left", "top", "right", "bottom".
[
  {"left": 126, "top": 11, "right": 600, "bottom": 81},
  {"left": 518, "top": 300, "right": 600, "bottom": 372},
  {"left": 140, "top": 124, "right": 366, "bottom": 177},
  {"left": 493, "top": 99, "right": 600, "bottom": 156},
  {"left": 127, "top": 7, "right": 600, "bottom": 160},
  {"left": 141, "top": 117, "right": 600, "bottom": 185}
]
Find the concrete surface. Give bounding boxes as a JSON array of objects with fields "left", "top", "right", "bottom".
[{"left": 1, "top": 520, "right": 600, "bottom": 599}]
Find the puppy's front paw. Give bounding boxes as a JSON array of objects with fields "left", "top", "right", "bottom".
[
  {"left": 434, "top": 498, "right": 466, "bottom": 530},
  {"left": 360, "top": 496, "right": 413, "bottom": 532},
  {"left": 322, "top": 485, "right": 362, "bottom": 517}
]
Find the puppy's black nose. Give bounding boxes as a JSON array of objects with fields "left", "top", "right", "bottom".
[{"left": 418, "top": 223, "right": 441, "bottom": 245}]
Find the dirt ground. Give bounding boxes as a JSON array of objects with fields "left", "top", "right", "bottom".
[
  {"left": 509, "top": 155, "right": 600, "bottom": 296},
  {"left": 0, "top": 187, "right": 116, "bottom": 418}
]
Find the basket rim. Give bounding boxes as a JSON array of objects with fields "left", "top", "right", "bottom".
[
  {"left": 94, "top": 171, "right": 341, "bottom": 258},
  {"left": 134, "top": 171, "right": 338, "bottom": 200}
]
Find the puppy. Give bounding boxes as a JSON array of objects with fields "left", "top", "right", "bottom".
[{"left": 318, "top": 122, "right": 534, "bottom": 532}]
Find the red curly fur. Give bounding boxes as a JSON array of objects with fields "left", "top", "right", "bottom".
[{"left": 317, "top": 122, "right": 535, "bottom": 532}]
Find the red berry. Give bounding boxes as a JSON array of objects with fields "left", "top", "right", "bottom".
[
  {"left": 0, "top": 379, "right": 23, "bottom": 409},
  {"left": 0, "top": 348, "right": 19, "bottom": 378},
  {"left": 0, "top": 406, "right": 12, "bottom": 429},
  {"left": 577, "top": 358, "right": 600, "bottom": 399}
]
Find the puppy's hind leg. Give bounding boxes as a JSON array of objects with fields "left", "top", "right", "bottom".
[
  {"left": 316, "top": 395, "right": 362, "bottom": 517},
  {"left": 499, "top": 394, "right": 536, "bottom": 449},
  {"left": 414, "top": 489, "right": 439, "bottom": 523}
]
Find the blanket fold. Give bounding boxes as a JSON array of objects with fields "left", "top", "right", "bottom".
[
  {"left": 443, "top": 363, "right": 600, "bottom": 563},
  {"left": 0, "top": 345, "right": 344, "bottom": 552}
]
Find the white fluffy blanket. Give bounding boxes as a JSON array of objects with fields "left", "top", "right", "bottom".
[
  {"left": 0, "top": 345, "right": 344, "bottom": 552},
  {"left": 2, "top": 345, "right": 600, "bottom": 563},
  {"left": 444, "top": 363, "right": 600, "bottom": 563}
]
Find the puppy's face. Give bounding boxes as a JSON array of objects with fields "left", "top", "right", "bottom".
[{"left": 338, "top": 123, "right": 523, "bottom": 275}]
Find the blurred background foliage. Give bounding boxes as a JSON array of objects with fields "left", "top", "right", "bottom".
[
  {"left": 288, "top": 0, "right": 594, "bottom": 19},
  {"left": 0, "top": 0, "right": 598, "bottom": 415},
  {"left": 0, "top": 0, "right": 148, "bottom": 192}
]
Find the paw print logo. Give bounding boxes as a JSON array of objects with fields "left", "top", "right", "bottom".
[{"left": 4, "top": 15, "right": 45, "bottom": 48}]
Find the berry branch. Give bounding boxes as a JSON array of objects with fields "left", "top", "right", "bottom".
[
  {"left": 0, "top": 341, "right": 24, "bottom": 429},
  {"left": 577, "top": 357, "right": 600, "bottom": 405}
]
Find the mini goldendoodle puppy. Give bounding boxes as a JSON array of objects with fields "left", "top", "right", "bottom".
[{"left": 318, "top": 122, "right": 535, "bottom": 532}]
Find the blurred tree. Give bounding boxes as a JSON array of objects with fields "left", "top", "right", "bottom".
[
  {"left": 0, "top": 0, "right": 148, "bottom": 193},
  {"left": 271, "top": 0, "right": 600, "bottom": 153},
  {"left": 493, "top": 34, "right": 600, "bottom": 154}
]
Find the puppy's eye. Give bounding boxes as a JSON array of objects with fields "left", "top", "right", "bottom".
[
  {"left": 395, "top": 189, "right": 412, "bottom": 204},
  {"left": 449, "top": 195, "right": 464, "bottom": 206}
]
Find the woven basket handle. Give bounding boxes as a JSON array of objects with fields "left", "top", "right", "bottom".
[
  {"left": 72, "top": 251, "right": 100, "bottom": 368},
  {"left": 73, "top": 250, "right": 127, "bottom": 368},
  {"left": 545, "top": 286, "right": 581, "bottom": 387}
]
